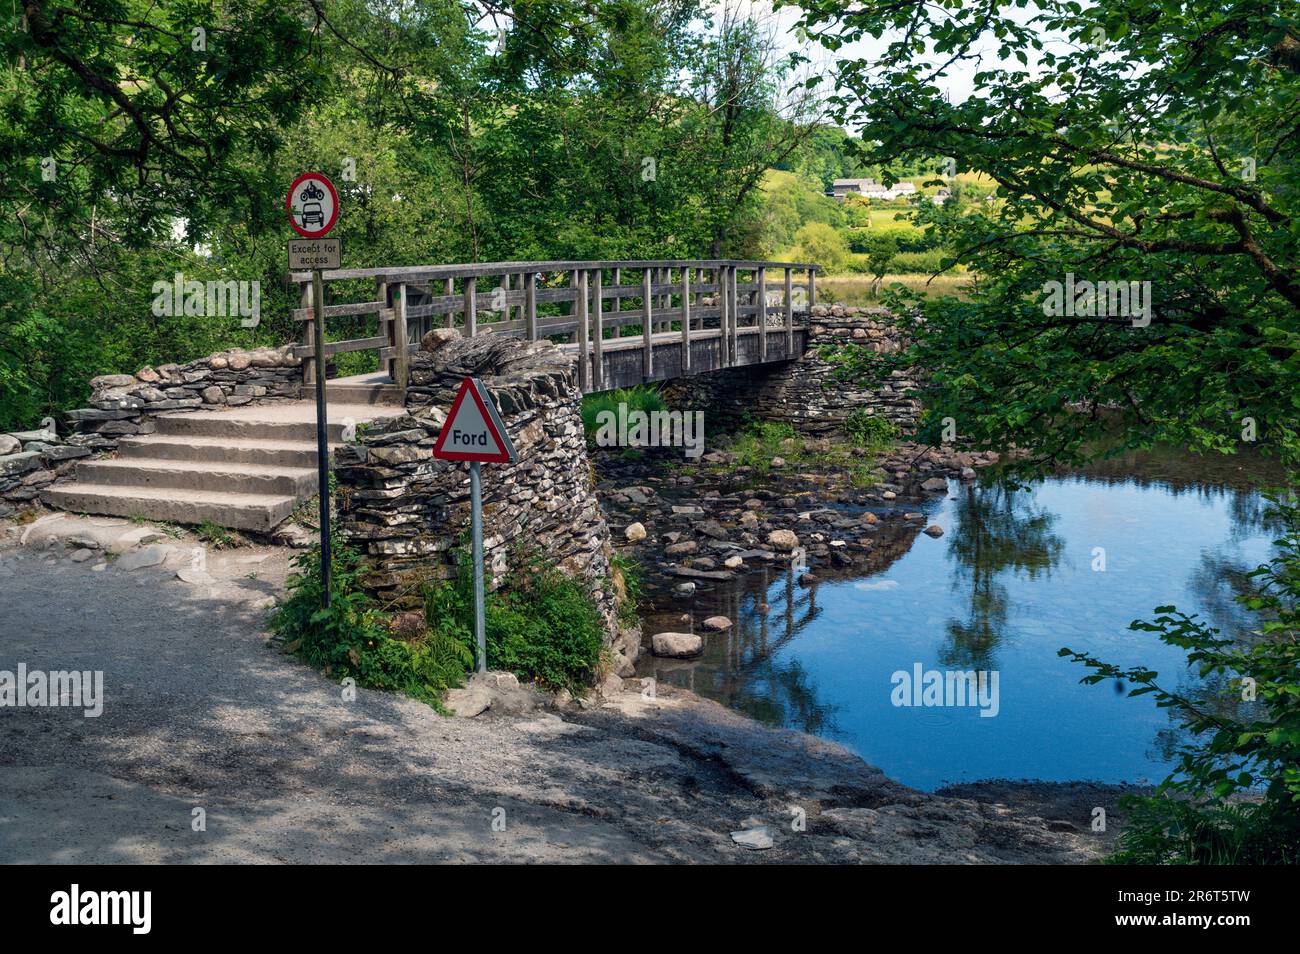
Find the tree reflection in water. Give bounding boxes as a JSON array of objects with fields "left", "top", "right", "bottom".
[{"left": 940, "top": 483, "right": 1064, "bottom": 669}]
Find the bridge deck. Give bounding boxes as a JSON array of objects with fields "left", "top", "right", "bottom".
[{"left": 288, "top": 259, "right": 818, "bottom": 395}]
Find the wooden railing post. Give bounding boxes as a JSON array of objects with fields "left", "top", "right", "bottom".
[
  {"left": 808, "top": 267, "right": 816, "bottom": 316},
  {"left": 444, "top": 277, "right": 454, "bottom": 328},
  {"left": 463, "top": 276, "right": 477, "bottom": 337},
  {"left": 613, "top": 266, "right": 621, "bottom": 319},
  {"left": 392, "top": 280, "right": 409, "bottom": 389},
  {"left": 642, "top": 267, "right": 654, "bottom": 379},
  {"left": 784, "top": 266, "right": 794, "bottom": 355},
  {"left": 729, "top": 265, "right": 740, "bottom": 365},
  {"left": 376, "top": 274, "right": 390, "bottom": 378},
  {"left": 525, "top": 271, "right": 538, "bottom": 340},
  {"left": 757, "top": 265, "right": 768, "bottom": 362},
  {"left": 592, "top": 269, "right": 604, "bottom": 390},
  {"left": 680, "top": 266, "right": 691, "bottom": 373},
  {"left": 576, "top": 269, "right": 590, "bottom": 392}
]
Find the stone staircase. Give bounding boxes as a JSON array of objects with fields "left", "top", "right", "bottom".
[{"left": 43, "top": 381, "right": 403, "bottom": 532}]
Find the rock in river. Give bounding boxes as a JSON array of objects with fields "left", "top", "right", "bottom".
[
  {"left": 651, "top": 632, "right": 703, "bottom": 658},
  {"left": 767, "top": 528, "right": 799, "bottom": 552}
]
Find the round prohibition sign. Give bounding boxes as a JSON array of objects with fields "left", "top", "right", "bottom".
[{"left": 285, "top": 172, "right": 340, "bottom": 238}]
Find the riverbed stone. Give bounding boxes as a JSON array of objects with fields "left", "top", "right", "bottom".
[
  {"left": 651, "top": 632, "right": 703, "bottom": 658},
  {"left": 923, "top": 525, "right": 944, "bottom": 538},
  {"left": 730, "top": 826, "right": 774, "bottom": 850},
  {"left": 767, "top": 529, "right": 799, "bottom": 552},
  {"left": 921, "top": 476, "right": 949, "bottom": 492},
  {"left": 624, "top": 521, "right": 646, "bottom": 543},
  {"left": 702, "top": 615, "right": 732, "bottom": 631}
]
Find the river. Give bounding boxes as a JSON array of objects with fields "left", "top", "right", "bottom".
[{"left": 638, "top": 448, "right": 1286, "bottom": 790}]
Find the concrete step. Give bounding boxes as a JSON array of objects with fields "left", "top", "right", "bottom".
[
  {"left": 75, "top": 458, "right": 318, "bottom": 497},
  {"left": 41, "top": 484, "right": 299, "bottom": 532},
  {"left": 41, "top": 398, "right": 405, "bottom": 532},
  {"left": 323, "top": 384, "right": 404, "bottom": 405},
  {"left": 155, "top": 402, "right": 394, "bottom": 441},
  {"left": 116, "top": 435, "right": 329, "bottom": 468}
]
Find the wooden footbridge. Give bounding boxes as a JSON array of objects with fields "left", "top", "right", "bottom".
[{"left": 286, "top": 260, "right": 819, "bottom": 393}]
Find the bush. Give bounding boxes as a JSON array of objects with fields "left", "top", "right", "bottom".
[
  {"left": 1060, "top": 493, "right": 1300, "bottom": 864},
  {"left": 792, "top": 221, "right": 851, "bottom": 273},
  {"left": 610, "top": 551, "right": 643, "bottom": 626},
  {"left": 844, "top": 410, "right": 899, "bottom": 449},
  {"left": 581, "top": 385, "right": 668, "bottom": 446},
  {"left": 889, "top": 250, "right": 951, "bottom": 274},
  {"left": 270, "top": 543, "right": 473, "bottom": 708},
  {"left": 425, "top": 546, "right": 607, "bottom": 693}
]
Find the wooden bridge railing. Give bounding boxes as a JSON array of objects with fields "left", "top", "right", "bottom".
[{"left": 287, "top": 259, "right": 819, "bottom": 393}]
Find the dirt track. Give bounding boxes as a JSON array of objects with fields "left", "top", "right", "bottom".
[{"left": 0, "top": 519, "right": 1123, "bottom": 863}]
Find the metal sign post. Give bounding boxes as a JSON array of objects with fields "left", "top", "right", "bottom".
[
  {"left": 432, "top": 376, "right": 517, "bottom": 673},
  {"left": 287, "top": 172, "right": 341, "bottom": 609},
  {"left": 469, "top": 461, "right": 485, "bottom": 670},
  {"left": 311, "top": 266, "right": 330, "bottom": 608}
]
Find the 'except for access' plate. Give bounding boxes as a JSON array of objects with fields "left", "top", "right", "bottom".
[{"left": 287, "top": 238, "right": 341, "bottom": 271}]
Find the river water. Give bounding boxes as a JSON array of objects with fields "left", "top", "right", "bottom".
[{"left": 641, "top": 448, "right": 1286, "bottom": 790}]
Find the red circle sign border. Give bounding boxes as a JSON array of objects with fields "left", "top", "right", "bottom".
[{"left": 285, "top": 172, "right": 340, "bottom": 238}]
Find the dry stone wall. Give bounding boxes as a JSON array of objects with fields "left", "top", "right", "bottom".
[
  {"left": 661, "top": 306, "right": 921, "bottom": 437},
  {"left": 333, "top": 330, "right": 619, "bottom": 635}
]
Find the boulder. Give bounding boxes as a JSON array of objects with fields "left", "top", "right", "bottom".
[
  {"left": 201, "top": 386, "right": 225, "bottom": 404},
  {"left": 444, "top": 685, "right": 492, "bottom": 718},
  {"left": 651, "top": 632, "right": 703, "bottom": 658},
  {"left": 89, "top": 374, "right": 136, "bottom": 390},
  {"left": 421, "top": 328, "right": 462, "bottom": 353},
  {"left": 0, "top": 435, "right": 19, "bottom": 456},
  {"left": 923, "top": 524, "right": 944, "bottom": 538},
  {"left": 624, "top": 521, "right": 646, "bottom": 543},
  {"left": 921, "top": 476, "right": 949, "bottom": 492},
  {"left": 702, "top": 615, "right": 732, "bottom": 631},
  {"left": 767, "top": 528, "right": 799, "bottom": 552}
]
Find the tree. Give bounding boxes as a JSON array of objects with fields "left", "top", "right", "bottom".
[{"left": 784, "top": 0, "right": 1300, "bottom": 473}]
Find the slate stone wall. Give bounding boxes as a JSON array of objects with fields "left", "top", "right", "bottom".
[
  {"left": 332, "top": 330, "right": 619, "bottom": 639},
  {"left": 660, "top": 306, "right": 921, "bottom": 438}
]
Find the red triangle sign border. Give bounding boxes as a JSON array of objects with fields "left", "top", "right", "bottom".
[{"left": 432, "top": 376, "right": 514, "bottom": 463}]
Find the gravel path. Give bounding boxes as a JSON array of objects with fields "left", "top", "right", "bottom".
[{"left": 0, "top": 520, "right": 1116, "bottom": 864}]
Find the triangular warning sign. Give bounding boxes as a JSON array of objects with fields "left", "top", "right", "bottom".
[{"left": 432, "top": 376, "right": 517, "bottom": 463}]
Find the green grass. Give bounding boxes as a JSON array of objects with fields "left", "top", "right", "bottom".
[
  {"left": 195, "top": 520, "right": 237, "bottom": 549},
  {"left": 581, "top": 385, "right": 669, "bottom": 445},
  {"left": 818, "top": 272, "right": 974, "bottom": 303}
]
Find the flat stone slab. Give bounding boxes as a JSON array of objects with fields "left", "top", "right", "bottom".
[
  {"left": 116, "top": 544, "right": 179, "bottom": 571},
  {"left": 730, "top": 826, "right": 775, "bottom": 850}
]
